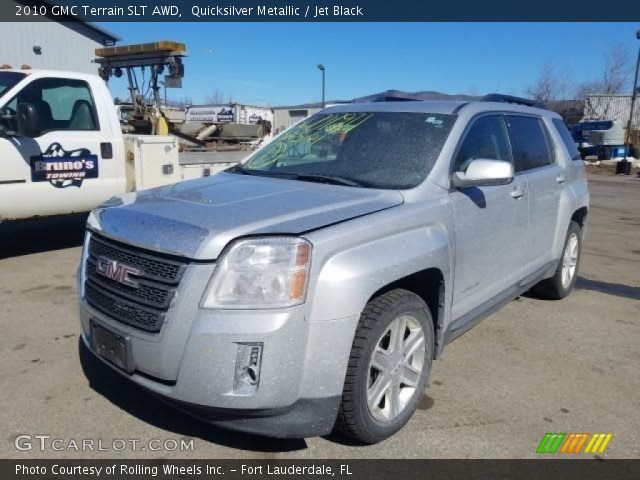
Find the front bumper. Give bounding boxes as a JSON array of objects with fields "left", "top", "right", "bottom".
[
  {"left": 78, "top": 262, "right": 356, "bottom": 438},
  {"left": 80, "top": 332, "right": 340, "bottom": 438}
]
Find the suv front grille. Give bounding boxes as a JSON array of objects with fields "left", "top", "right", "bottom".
[{"left": 84, "top": 234, "right": 188, "bottom": 332}]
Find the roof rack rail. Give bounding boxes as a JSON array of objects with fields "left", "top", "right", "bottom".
[
  {"left": 372, "top": 95, "right": 420, "bottom": 102},
  {"left": 481, "top": 94, "right": 546, "bottom": 109}
]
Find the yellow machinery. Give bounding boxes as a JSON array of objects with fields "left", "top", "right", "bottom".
[{"left": 95, "top": 41, "right": 200, "bottom": 142}]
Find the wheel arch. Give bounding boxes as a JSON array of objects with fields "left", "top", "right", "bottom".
[
  {"left": 571, "top": 206, "right": 588, "bottom": 229},
  {"left": 367, "top": 268, "right": 446, "bottom": 359},
  {"left": 300, "top": 224, "right": 453, "bottom": 399}
]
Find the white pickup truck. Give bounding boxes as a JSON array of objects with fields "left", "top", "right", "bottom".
[{"left": 0, "top": 68, "right": 231, "bottom": 222}]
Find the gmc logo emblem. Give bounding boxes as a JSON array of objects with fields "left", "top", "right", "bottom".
[{"left": 96, "top": 256, "right": 140, "bottom": 288}]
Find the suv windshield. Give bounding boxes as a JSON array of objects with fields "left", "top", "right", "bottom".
[
  {"left": 238, "top": 111, "right": 456, "bottom": 189},
  {"left": 0, "top": 72, "right": 26, "bottom": 98}
]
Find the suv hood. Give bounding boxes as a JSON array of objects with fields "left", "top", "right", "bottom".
[{"left": 89, "top": 172, "right": 404, "bottom": 260}]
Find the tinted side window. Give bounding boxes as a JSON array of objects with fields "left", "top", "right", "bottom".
[
  {"left": 453, "top": 115, "right": 511, "bottom": 172},
  {"left": 11, "top": 78, "right": 98, "bottom": 134},
  {"left": 505, "top": 115, "right": 552, "bottom": 172},
  {"left": 552, "top": 118, "right": 581, "bottom": 160}
]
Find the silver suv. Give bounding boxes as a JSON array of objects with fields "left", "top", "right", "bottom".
[{"left": 78, "top": 95, "right": 589, "bottom": 443}]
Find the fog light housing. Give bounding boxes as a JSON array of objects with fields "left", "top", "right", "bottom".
[{"left": 233, "top": 343, "right": 262, "bottom": 394}]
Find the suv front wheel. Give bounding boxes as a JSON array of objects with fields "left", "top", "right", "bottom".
[{"left": 336, "top": 289, "right": 434, "bottom": 444}]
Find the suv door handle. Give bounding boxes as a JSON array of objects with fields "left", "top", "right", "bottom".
[
  {"left": 556, "top": 175, "right": 566, "bottom": 184},
  {"left": 510, "top": 187, "right": 525, "bottom": 199}
]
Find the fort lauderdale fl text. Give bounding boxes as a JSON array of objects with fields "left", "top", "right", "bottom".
[
  {"left": 16, "top": 3, "right": 364, "bottom": 19},
  {"left": 15, "top": 462, "right": 353, "bottom": 476}
]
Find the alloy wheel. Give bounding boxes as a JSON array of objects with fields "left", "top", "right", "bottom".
[
  {"left": 562, "top": 233, "right": 579, "bottom": 288},
  {"left": 366, "top": 314, "right": 426, "bottom": 422}
]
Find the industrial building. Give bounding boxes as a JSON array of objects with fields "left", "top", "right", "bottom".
[
  {"left": 1, "top": 1, "right": 119, "bottom": 74},
  {"left": 584, "top": 94, "right": 640, "bottom": 129},
  {"left": 273, "top": 104, "right": 326, "bottom": 134}
]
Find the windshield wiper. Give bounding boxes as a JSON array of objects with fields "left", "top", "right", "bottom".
[
  {"left": 227, "top": 164, "right": 255, "bottom": 175},
  {"left": 284, "top": 173, "right": 364, "bottom": 187},
  {"left": 227, "top": 166, "right": 363, "bottom": 187}
]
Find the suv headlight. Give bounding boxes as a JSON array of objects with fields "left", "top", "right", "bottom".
[{"left": 201, "top": 237, "right": 312, "bottom": 309}]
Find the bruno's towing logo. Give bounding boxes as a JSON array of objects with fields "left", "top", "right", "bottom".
[
  {"left": 30, "top": 143, "right": 98, "bottom": 188},
  {"left": 536, "top": 432, "right": 613, "bottom": 454}
]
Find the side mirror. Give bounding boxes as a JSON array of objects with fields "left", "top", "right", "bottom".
[
  {"left": 16, "top": 102, "right": 40, "bottom": 137},
  {"left": 0, "top": 107, "right": 17, "bottom": 137},
  {"left": 452, "top": 159, "right": 514, "bottom": 188}
]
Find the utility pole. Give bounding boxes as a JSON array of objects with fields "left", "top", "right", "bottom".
[
  {"left": 624, "top": 30, "right": 640, "bottom": 160},
  {"left": 317, "top": 64, "right": 326, "bottom": 108}
]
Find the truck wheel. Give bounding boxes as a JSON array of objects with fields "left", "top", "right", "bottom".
[
  {"left": 336, "top": 289, "right": 434, "bottom": 444},
  {"left": 597, "top": 147, "right": 611, "bottom": 160},
  {"left": 532, "top": 221, "right": 582, "bottom": 300}
]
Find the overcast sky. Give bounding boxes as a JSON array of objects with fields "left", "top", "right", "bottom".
[{"left": 98, "top": 22, "right": 640, "bottom": 106}]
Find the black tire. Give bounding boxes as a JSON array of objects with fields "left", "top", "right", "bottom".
[
  {"left": 336, "top": 289, "right": 434, "bottom": 444},
  {"left": 531, "top": 221, "right": 582, "bottom": 300},
  {"left": 597, "top": 146, "right": 611, "bottom": 160},
  {"left": 578, "top": 147, "right": 586, "bottom": 160}
]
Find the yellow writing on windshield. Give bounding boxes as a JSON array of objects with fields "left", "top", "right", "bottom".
[{"left": 248, "top": 112, "right": 373, "bottom": 169}]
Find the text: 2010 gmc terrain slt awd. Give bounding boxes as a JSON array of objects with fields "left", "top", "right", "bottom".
[{"left": 78, "top": 95, "right": 588, "bottom": 443}]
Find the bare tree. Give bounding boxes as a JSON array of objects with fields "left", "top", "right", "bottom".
[
  {"left": 524, "top": 62, "right": 572, "bottom": 105},
  {"left": 205, "top": 89, "right": 225, "bottom": 105},
  {"left": 576, "top": 44, "right": 633, "bottom": 119},
  {"left": 173, "top": 97, "right": 193, "bottom": 108},
  {"left": 601, "top": 44, "right": 632, "bottom": 94}
]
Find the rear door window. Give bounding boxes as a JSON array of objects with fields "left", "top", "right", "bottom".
[
  {"left": 504, "top": 115, "right": 553, "bottom": 172},
  {"left": 552, "top": 118, "right": 581, "bottom": 160}
]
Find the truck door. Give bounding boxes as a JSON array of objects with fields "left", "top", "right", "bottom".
[
  {"left": 0, "top": 76, "right": 117, "bottom": 221},
  {"left": 449, "top": 114, "right": 529, "bottom": 324},
  {"left": 0, "top": 71, "right": 29, "bottom": 217},
  {"left": 0, "top": 134, "right": 29, "bottom": 188}
]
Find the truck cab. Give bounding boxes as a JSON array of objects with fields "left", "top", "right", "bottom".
[
  {"left": 0, "top": 68, "right": 222, "bottom": 222},
  {"left": 0, "top": 68, "right": 126, "bottom": 221}
]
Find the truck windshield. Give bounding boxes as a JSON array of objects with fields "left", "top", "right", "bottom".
[
  {"left": 238, "top": 111, "right": 456, "bottom": 189},
  {"left": 0, "top": 72, "right": 26, "bottom": 98}
]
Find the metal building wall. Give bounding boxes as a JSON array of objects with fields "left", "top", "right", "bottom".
[
  {"left": 0, "top": 21, "right": 103, "bottom": 74},
  {"left": 273, "top": 107, "right": 324, "bottom": 134},
  {"left": 584, "top": 95, "right": 640, "bottom": 129}
]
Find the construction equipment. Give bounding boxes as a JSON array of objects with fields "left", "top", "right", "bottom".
[
  {"left": 95, "top": 41, "right": 204, "bottom": 146},
  {"left": 182, "top": 103, "right": 274, "bottom": 148},
  {"left": 569, "top": 120, "right": 628, "bottom": 160}
]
